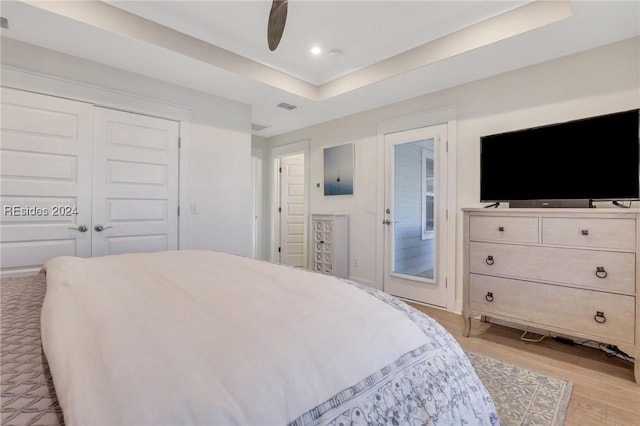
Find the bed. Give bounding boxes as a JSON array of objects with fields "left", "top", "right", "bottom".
[{"left": 38, "top": 249, "right": 497, "bottom": 425}]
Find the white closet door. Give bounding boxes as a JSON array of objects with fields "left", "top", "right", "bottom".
[
  {"left": 91, "top": 108, "right": 179, "bottom": 257},
  {"left": 0, "top": 88, "right": 93, "bottom": 275},
  {"left": 279, "top": 153, "right": 305, "bottom": 267}
]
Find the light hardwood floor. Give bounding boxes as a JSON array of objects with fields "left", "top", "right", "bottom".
[{"left": 406, "top": 303, "right": 640, "bottom": 426}]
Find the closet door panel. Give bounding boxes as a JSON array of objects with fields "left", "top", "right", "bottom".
[
  {"left": 91, "top": 108, "right": 179, "bottom": 257},
  {"left": 0, "top": 88, "right": 93, "bottom": 274}
]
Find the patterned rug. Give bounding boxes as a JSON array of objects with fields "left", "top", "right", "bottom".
[
  {"left": 467, "top": 351, "right": 573, "bottom": 426},
  {"left": 1, "top": 274, "right": 572, "bottom": 426},
  {"left": 1, "top": 274, "right": 63, "bottom": 426}
]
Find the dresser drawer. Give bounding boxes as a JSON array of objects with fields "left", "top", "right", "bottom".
[
  {"left": 469, "top": 216, "right": 539, "bottom": 243},
  {"left": 542, "top": 217, "right": 635, "bottom": 250},
  {"left": 469, "top": 241, "right": 635, "bottom": 294},
  {"left": 469, "top": 274, "right": 635, "bottom": 344}
]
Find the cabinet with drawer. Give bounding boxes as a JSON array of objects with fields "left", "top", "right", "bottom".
[
  {"left": 462, "top": 208, "right": 639, "bottom": 383},
  {"left": 311, "top": 214, "right": 348, "bottom": 278}
]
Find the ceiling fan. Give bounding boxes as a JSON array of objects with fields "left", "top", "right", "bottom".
[{"left": 267, "top": 0, "right": 288, "bottom": 51}]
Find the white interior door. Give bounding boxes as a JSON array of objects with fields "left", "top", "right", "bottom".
[
  {"left": 278, "top": 153, "right": 305, "bottom": 267},
  {"left": 383, "top": 124, "right": 448, "bottom": 307},
  {"left": 250, "top": 154, "right": 263, "bottom": 259},
  {"left": 0, "top": 88, "right": 93, "bottom": 275},
  {"left": 91, "top": 107, "right": 179, "bottom": 256}
]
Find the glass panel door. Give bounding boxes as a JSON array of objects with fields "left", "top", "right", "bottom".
[
  {"left": 384, "top": 124, "right": 447, "bottom": 307},
  {"left": 392, "top": 138, "right": 436, "bottom": 280}
]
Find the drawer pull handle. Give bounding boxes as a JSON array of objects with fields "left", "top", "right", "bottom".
[
  {"left": 485, "top": 292, "right": 494, "bottom": 302},
  {"left": 485, "top": 255, "right": 495, "bottom": 265},
  {"left": 581, "top": 229, "right": 589, "bottom": 236},
  {"left": 594, "top": 311, "right": 606, "bottom": 324},
  {"left": 498, "top": 226, "right": 504, "bottom": 232},
  {"left": 595, "top": 267, "right": 608, "bottom": 279}
]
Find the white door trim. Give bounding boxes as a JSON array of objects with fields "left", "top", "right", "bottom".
[
  {"left": 1, "top": 66, "right": 192, "bottom": 121},
  {"left": 271, "top": 141, "right": 310, "bottom": 266},
  {"left": 376, "top": 107, "right": 457, "bottom": 311}
]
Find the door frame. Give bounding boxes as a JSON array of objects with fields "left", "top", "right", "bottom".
[
  {"left": 376, "top": 107, "right": 458, "bottom": 311},
  {"left": 271, "top": 140, "right": 310, "bottom": 267}
]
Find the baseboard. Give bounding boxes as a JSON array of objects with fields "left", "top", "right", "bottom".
[
  {"left": 1, "top": 269, "right": 42, "bottom": 278},
  {"left": 454, "top": 300, "right": 463, "bottom": 315}
]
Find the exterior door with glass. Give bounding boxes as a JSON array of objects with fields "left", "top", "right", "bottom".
[{"left": 383, "top": 124, "right": 448, "bottom": 307}]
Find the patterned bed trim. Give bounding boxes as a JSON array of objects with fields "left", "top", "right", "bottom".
[
  {"left": 288, "top": 280, "right": 499, "bottom": 426},
  {"left": 289, "top": 344, "right": 433, "bottom": 426}
]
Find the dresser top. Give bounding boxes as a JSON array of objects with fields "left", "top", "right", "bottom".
[{"left": 463, "top": 207, "right": 640, "bottom": 214}]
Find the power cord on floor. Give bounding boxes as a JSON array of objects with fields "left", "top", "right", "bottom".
[
  {"left": 598, "top": 343, "right": 635, "bottom": 363},
  {"left": 520, "top": 328, "right": 546, "bottom": 343},
  {"left": 551, "top": 335, "right": 635, "bottom": 364},
  {"left": 517, "top": 328, "right": 635, "bottom": 364}
]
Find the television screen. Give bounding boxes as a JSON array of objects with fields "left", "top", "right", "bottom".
[{"left": 480, "top": 109, "right": 640, "bottom": 202}]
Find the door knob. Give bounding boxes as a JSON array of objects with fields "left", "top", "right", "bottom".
[
  {"left": 94, "top": 224, "right": 113, "bottom": 232},
  {"left": 69, "top": 225, "right": 88, "bottom": 232}
]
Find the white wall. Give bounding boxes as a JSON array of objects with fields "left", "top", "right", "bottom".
[
  {"left": 268, "top": 37, "right": 640, "bottom": 310},
  {"left": 1, "top": 37, "right": 253, "bottom": 256},
  {"left": 187, "top": 124, "right": 251, "bottom": 255}
]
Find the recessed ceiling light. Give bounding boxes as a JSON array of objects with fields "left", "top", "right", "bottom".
[{"left": 310, "top": 46, "right": 322, "bottom": 56}]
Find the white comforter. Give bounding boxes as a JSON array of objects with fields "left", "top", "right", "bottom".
[{"left": 42, "top": 250, "right": 497, "bottom": 426}]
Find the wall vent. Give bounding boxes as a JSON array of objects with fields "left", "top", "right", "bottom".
[
  {"left": 1, "top": 17, "right": 9, "bottom": 29},
  {"left": 251, "top": 123, "right": 270, "bottom": 132},
  {"left": 276, "top": 102, "right": 297, "bottom": 110}
]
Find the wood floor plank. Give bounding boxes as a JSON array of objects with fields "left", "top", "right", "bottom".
[
  {"left": 406, "top": 302, "right": 640, "bottom": 424},
  {"left": 565, "top": 394, "right": 607, "bottom": 425},
  {"left": 606, "top": 407, "right": 640, "bottom": 426}
]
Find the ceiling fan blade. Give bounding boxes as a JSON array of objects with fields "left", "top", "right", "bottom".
[{"left": 267, "top": 0, "right": 288, "bottom": 51}]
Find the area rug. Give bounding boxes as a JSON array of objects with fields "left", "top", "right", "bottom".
[{"left": 467, "top": 351, "right": 573, "bottom": 426}]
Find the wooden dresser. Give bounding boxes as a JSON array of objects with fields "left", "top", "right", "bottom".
[{"left": 462, "top": 208, "right": 639, "bottom": 382}]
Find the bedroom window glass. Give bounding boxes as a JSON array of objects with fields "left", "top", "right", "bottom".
[{"left": 422, "top": 149, "right": 435, "bottom": 240}]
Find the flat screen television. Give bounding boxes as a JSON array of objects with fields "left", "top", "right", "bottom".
[{"left": 480, "top": 109, "right": 640, "bottom": 206}]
